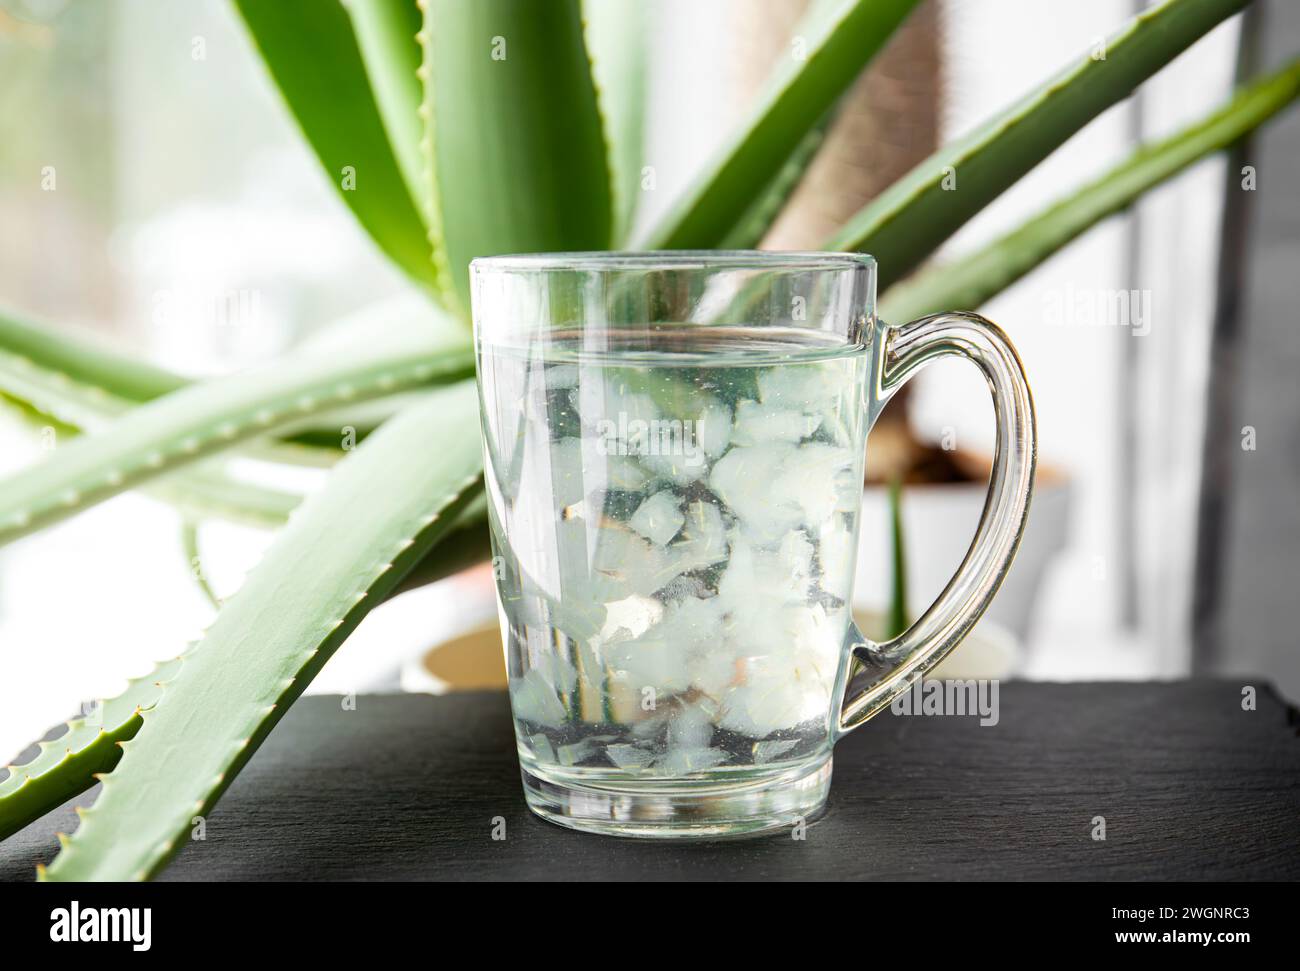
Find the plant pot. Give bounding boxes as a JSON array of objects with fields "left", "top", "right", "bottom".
[
  {"left": 403, "top": 620, "right": 508, "bottom": 693},
  {"left": 854, "top": 450, "right": 1072, "bottom": 650}
]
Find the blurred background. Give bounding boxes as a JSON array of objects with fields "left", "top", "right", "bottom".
[{"left": 1, "top": 0, "right": 1297, "bottom": 761}]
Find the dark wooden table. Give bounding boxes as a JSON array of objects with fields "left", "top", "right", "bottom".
[{"left": 3, "top": 682, "right": 1297, "bottom": 881}]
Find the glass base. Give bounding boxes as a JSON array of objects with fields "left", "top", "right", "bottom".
[{"left": 520, "top": 754, "right": 832, "bottom": 838}]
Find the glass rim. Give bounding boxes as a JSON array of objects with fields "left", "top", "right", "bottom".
[{"left": 470, "top": 250, "right": 876, "bottom": 273}]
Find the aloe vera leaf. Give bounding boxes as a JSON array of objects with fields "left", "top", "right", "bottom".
[
  {"left": 342, "top": 0, "right": 428, "bottom": 215},
  {"left": 392, "top": 496, "right": 491, "bottom": 596},
  {"left": 828, "top": 0, "right": 1250, "bottom": 289},
  {"left": 583, "top": 0, "right": 648, "bottom": 244},
  {"left": 637, "top": 0, "right": 921, "bottom": 249},
  {"left": 232, "top": 0, "right": 438, "bottom": 292},
  {"left": 880, "top": 57, "right": 1300, "bottom": 324},
  {"left": 420, "top": 0, "right": 613, "bottom": 315},
  {"left": 0, "top": 655, "right": 186, "bottom": 842},
  {"left": 719, "top": 105, "right": 835, "bottom": 250},
  {"left": 416, "top": 10, "right": 454, "bottom": 313},
  {"left": 0, "top": 328, "right": 473, "bottom": 545},
  {"left": 142, "top": 463, "right": 300, "bottom": 530},
  {"left": 0, "top": 341, "right": 343, "bottom": 473},
  {"left": 0, "top": 308, "right": 423, "bottom": 521},
  {"left": 885, "top": 476, "right": 909, "bottom": 640},
  {"left": 0, "top": 302, "right": 449, "bottom": 460},
  {"left": 41, "top": 384, "right": 483, "bottom": 881},
  {"left": 272, "top": 389, "right": 429, "bottom": 450},
  {"left": 2, "top": 477, "right": 484, "bottom": 847},
  {"left": 0, "top": 344, "right": 133, "bottom": 430},
  {"left": 0, "top": 501, "right": 478, "bottom": 845},
  {"left": 262, "top": 298, "right": 461, "bottom": 451},
  {"left": 0, "top": 305, "right": 184, "bottom": 403},
  {"left": 0, "top": 511, "right": 480, "bottom": 846},
  {"left": 0, "top": 294, "right": 466, "bottom": 407},
  {"left": 181, "top": 522, "right": 222, "bottom": 609},
  {"left": 0, "top": 385, "right": 303, "bottom": 530}
]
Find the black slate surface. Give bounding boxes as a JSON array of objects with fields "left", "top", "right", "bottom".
[{"left": 2, "top": 681, "right": 1297, "bottom": 881}]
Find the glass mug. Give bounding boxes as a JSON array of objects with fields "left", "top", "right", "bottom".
[{"left": 472, "top": 252, "right": 1035, "bottom": 837}]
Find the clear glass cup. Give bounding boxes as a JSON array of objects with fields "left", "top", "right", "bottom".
[{"left": 471, "top": 251, "right": 1035, "bottom": 837}]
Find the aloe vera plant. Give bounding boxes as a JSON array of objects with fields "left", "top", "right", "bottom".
[
  {"left": 0, "top": 655, "right": 186, "bottom": 842},
  {"left": 1, "top": 0, "right": 1295, "bottom": 880}
]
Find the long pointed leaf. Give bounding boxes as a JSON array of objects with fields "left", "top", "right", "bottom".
[
  {"left": 718, "top": 107, "right": 835, "bottom": 250},
  {"left": 0, "top": 656, "right": 186, "bottom": 842},
  {"left": 343, "top": 0, "right": 427, "bottom": 214},
  {"left": 638, "top": 0, "right": 921, "bottom": 249},
  {"left": 0, "top": 305, "right": 184, "bottom": 402},
  {"left": 0, "top": 302, "right": 467, "bottom": 527},
  {"left": 885, "top": 476, "right": 909, "bottom": 639},
  {"left": 0, "top": 326, "right": 472, "bottom": 545},
  {"left": 149, "top": 466, "right": 301, "bottom": 529},
  {"left": 583, "top": 0, "right": 649, "bottom": 244},
  {"left": 41, "top": 383, "right": 483, "bottom": 881},
  {"left": 0, "top": 379, "right": 302, "bottom": 530},
  {"left": 393, "top": 507, "right": 491, "bottom": 596},
  {"left": 0, "top": 493, "right": 487, "bottom": 847},
  {"left": 880, "top": 57, "right": 1300, "bottom": 323},
  {"left": 0, "top": 301, "right": 456, "bottom": 461},
  {"left": 421, "top": 0, "right": 612, "bottom": 314},
  {"left": 829, "top": 0, "right": 1250, "bottom": 289},
  {"left": 0, "top": 343, "right": 136, "bottom": 430},
  {"left": 233, "top": 0, "right": 438, "bottom": 291}
]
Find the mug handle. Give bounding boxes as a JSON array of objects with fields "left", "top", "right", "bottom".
[{"left": 837, "top": 312, "right": 1037, "bottom": 737}]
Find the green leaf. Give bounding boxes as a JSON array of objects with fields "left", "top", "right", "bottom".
[
  {"left": 0, "top": 655, "right": 185, "bottom": 842},
  {"left": 42, "top": 383, "right": 483, "bottom": 881},
  {"left": 0, "top": 490, "right": 486, "bottom": 847},
  {"left": 885, "top": 475, "right": 909, "bottom": 640},
  {"left": 393, "top": 503, "right": 491, "bottom": 596},
  {"left": 343, "top": 0, "right": 428, "bottom": 215},
  {"left": 0, "top": 300, "right": 471, "bottom": 529},
  {"left": 421, "top": 0, "right": 613, "bottom": 315},
  {"left": 181, "top": 522, "right": 222, "bottom": 609},
  {"left": 0, "top": 304, "right": 184, "bottom": 403},
  {"left": 151, "top": 465, "right": 301, "bottom": 530},
  {"left": 233, "top": 0, "right": 438, "bottom": 291},
  {"left": 638, "top": 0, "right": 921, "bottom": 249},
  {"left": 880, "top": 57, "right": 1300, "bottom": 324},
  {"left": 718, "top": 106, "right": 835, "bottom": 250},
  {"left": 0, "top": 300, "right": 455, "bottom": 461},
  {"left": 0, "top": 375, "right": 303, "bottom": 531},
  {"left": 829, "top": 0, "right": 1250, "bottom": 290},
  {"left": 583, "top": 0, "right": 649, "bottom": 244},
  {"left": 0, "top": 341, "right": 135, "bottom": 430},
  {"left": 0, "top": 323, "right": 473, "bottom": 545}
]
